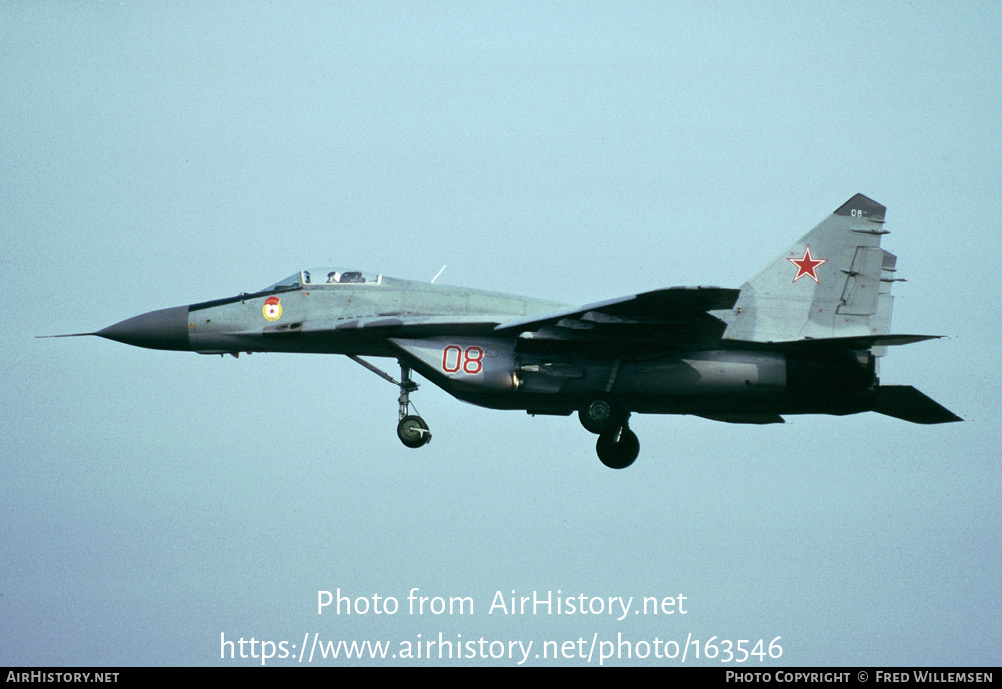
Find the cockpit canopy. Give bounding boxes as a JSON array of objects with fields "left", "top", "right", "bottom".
[{"left": 261, "top": 267, "right": 381, "bottom": 293}]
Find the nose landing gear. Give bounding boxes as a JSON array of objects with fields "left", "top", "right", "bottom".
[
  {"left": 395, "top": 365, "right": 431, "bottom": 448},
  {"left": 348, "top": 356, "right": 431, "bottom": 449}
]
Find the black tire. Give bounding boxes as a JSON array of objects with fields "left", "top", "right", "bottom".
[
  {"left": 578, "top": 394, "right": 627, "bottom": 434},
  {"left": 397, "top": 415, "right": 431, "bottom": 448},
  {"left": 596, "top": 427, "right": 640, "bottom": 469}
]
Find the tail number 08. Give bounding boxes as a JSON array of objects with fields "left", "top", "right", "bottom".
[{"left": 442, "top": 345, "right": 484, "bottom": 374}]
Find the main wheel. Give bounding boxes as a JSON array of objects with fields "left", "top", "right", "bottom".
[
  {"left": 397, "top": 415, "right": 431, "bottom": 448},
  {"left": 578, "top": 394, "right": 627, "bottom": 434},
  {"left": 596, "top": 426, "right": 640, "bottom": 469}
]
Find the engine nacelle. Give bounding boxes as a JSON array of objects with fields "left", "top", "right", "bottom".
[
  {"left": 514, "top": 349, "right": 875, "bottom": 397},
  {"left": 513, "top": 350, "right": 789, "bottom": 396},
  {"left": 786, "top": 350, "right": 875, "bottom": 394}
]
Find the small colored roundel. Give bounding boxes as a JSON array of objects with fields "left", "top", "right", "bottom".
[{"left": 263, "top": 296, "right": 283, "bottom": 321}]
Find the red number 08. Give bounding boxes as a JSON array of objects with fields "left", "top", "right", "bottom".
[{"left": 442, "top": 345, "right": 484, "bottom": 374}]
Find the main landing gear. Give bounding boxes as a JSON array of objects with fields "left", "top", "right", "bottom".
[
  {"left": 579, "top": 394, "right": 639, "bottom": 469},
  {"left": 595, "top": 425, "right": 640, "bottom": 469},
  {"left": 348, "top": 356, "right": 431, "bottom": 449}
]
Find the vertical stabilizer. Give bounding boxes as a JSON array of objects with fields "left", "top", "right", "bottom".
[{"left": 724, "top": 194, "right": 893, "bottom": 343}]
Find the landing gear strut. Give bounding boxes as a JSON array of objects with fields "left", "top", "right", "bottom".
[
  {"left": 395, "top": 365, "right": 431, "bottom": 448},
  {"left": 349, "top": 356, "right": 431, "bottom": 449}
]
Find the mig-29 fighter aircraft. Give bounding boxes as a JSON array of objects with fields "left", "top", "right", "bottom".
[{"left": 45, "top": 194, "right": 960, "bottom": 468}]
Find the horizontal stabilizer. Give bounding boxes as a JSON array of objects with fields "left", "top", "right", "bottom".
[{"left": 872, "top": 386, "right": 962, "bottom": 424}]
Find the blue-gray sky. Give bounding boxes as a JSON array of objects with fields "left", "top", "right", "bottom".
[{"left": 2, "top": 2, "right": 999, "bottom": 666}]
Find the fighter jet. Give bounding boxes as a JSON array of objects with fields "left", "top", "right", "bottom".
[{"left": 44, "top": 194, "right": 960, "bottom": 468}]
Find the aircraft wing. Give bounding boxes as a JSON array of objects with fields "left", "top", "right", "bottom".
[
  {"left": 723, "top": 334, "right": 944, "bottom": 351},
  {"left": 493, "top": 287, "right": 741, "bottom": 349}
]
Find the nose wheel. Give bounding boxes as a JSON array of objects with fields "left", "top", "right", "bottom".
[
  {"left": 348, "top": 356, "right": 431, "bottom": 449},
  {"left": 397, "top": 415, "right": 431, "bottom": 448}
]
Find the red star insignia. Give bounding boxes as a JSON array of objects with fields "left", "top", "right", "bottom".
[{"left": 787, "top": 245, "right": 828, "bottom": 283}]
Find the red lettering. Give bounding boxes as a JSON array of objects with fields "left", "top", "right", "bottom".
[
  {"left": 440, "top": 345, "right": 485, "bottom": 375},
  {"left": 442, "top": 345, "right": 462, "bottom": 373}
]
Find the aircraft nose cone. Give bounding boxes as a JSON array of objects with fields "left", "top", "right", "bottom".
[{"left": 97, "top": 305, "right": 191, "bottom": 351}]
